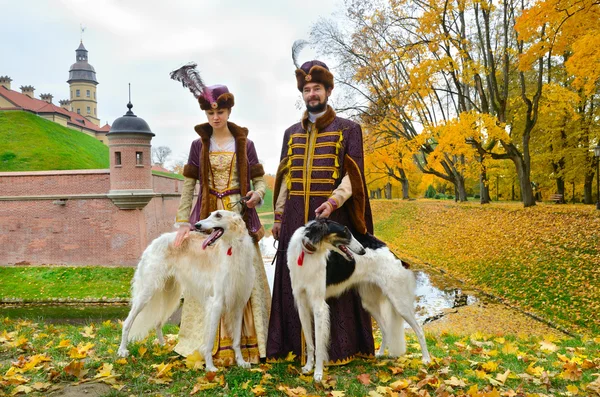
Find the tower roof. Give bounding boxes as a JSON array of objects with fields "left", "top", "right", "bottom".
[
  {"left": 68, "top": 41, "right": 98, "bottom": 85},
  {"left": 108, "top": 102, "right": 154, "bottom": 137}
]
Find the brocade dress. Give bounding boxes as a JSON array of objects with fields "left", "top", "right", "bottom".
[{"left": 174, "top": 136, "right": 271, "bottom": 366}]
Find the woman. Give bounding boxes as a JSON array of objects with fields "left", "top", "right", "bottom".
[{"left": 171, "top": 79, "right": 271, "bottom": 366}]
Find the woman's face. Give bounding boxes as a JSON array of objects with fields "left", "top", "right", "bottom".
[{"left": 205, "top": 108, "right": 230, "bottom": 129}]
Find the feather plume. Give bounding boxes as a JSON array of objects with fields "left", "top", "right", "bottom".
[
  {"left": 169, "top": 62, "right": 206, "bottom": 99},
  {"left": 292, "top": 40, "right": 308, "bottom": 69}
]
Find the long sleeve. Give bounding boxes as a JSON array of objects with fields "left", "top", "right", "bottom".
[
  {"left": 274, "top": 179, "right": 288, "bottom": 222},
  {"left": 329, "top": 173, "right": 352, "bottom": 208},
  {"left": 252, "top": 175, "right": 267, "bottom": 207},
  {"left": 175, "top": 177, "right": 197, "bottom": 225}
]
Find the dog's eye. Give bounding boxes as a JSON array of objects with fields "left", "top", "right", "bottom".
[{"left": 215, "top": 213, "right": 222, "bottom": 219}]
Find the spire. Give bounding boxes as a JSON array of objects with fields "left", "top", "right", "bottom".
[{"left": 68, "top": 40, "right": 98, "bottom": 84}]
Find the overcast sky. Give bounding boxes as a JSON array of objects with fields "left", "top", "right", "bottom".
[{"left": 1, "top": 0, "right": 346, "bottom": 174}]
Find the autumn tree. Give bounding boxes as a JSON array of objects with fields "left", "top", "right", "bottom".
[
  {"left": 313, "top": 0, "right": 600, "bottom": 206},
  {"left": 152, "top": 146, "right": 172, "bottom": 167}
]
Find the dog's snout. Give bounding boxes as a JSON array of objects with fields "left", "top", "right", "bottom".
[
  {"left": 357, "top": 247, "right": 366, "bottom": 255},
  {"left": 194, "top": 221, "right": 203, "bottom": 230}
]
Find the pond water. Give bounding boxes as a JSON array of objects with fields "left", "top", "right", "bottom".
[{"left": 1, "top": 237, "right": 477, "bottom": 325}]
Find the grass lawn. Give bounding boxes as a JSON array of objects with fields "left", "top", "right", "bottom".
[
  {"left": 0, "top": 267, "right": 133, "bottom": 302},
  {"left": 1, "top": 318, "right": 599, "bottom": 396},
  {"left": 371, "top": 199, "right": 600, "bottom": 336},
  {"left": 0, "top": 111, "right": 109, "bottom": 171}
]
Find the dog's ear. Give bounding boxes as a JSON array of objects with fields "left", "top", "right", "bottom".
[
  {"left": 308, "top": 219, "right": 330, "bottom": 245},
  {"left": 231, "top": 213, "right": 246, "bottom": 233}
]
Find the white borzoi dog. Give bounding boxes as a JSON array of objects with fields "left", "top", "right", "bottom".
[
  {"left": 287, "top": 219, "right": 431, "bottom": 381},
  {"left": 117, "top": 210, "right": 256, "bottom": 371}
]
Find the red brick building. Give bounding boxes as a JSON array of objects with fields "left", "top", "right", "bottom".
[{"left": 0, "top": 104, "right": 186, "bottom": 266}]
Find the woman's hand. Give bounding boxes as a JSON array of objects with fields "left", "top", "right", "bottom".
[
  {"left": 174, "top": 224, "right": 192, "bottom": 247},
  {"left": 245, "top": 191, "right": 262, "bottom": 209}
]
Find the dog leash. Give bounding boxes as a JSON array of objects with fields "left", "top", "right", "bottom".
[{"left": 227, "top": 194, "right": 252, "bottom": 216}]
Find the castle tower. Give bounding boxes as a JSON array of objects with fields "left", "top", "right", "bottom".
[
  {"left": 107, "top": 101, "right": 155, "bottom": 209},
  {"left": 67, "top": 41, "right": 100, "bottom": 125}
]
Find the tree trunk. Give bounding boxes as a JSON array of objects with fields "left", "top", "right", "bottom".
[
  {"left": 401, "top": 180, "right": 409, "bottom": 199},
  {"left": 397, "top": 168, "right": 410, "bottom": 200},
  {"left": 480, "top": 176, "right": 491, "bottom": 204},
  {"left": 584, "top": 172, "right": 594, "bottom": 204},
  {"left": 511, "top": 152, "right": 536, "bottom": 207},
  {"left": 456, "top": 175, "right": 468, "bottom": 202}
]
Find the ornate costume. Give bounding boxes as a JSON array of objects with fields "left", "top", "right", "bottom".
[
  {"left": 170, "top": 65, "right": 271, "bottom": 365},
  {"left": 267, "top": 58, "right": 375, "bottom": 364}
]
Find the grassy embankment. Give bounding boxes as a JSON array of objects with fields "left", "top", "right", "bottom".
[
  {"left": 0, "top": 111, "right": 109, "bottom": 171},
  {"left": 371, "top": 199, "right": 600, "bottom": 336}
]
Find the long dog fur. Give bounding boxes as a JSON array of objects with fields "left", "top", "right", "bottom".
[
  {"left": 117, "top": 210, "right": 256, "bottom": 372},
  {"left": 287, "top": 219, "right": 431, "bottom": 381}
]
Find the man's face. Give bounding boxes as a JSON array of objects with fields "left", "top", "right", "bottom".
[{"left": 302, "top": 82, "right": 332, "bottom": 112}]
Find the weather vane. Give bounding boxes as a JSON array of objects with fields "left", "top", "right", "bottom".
[{"left": 80, "top": 24, "right": 86, "bottom": 42}]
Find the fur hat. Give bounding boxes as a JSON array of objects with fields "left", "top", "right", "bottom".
[
  {"left": 295, "top": 60, "right": 334, "bottom": 91},
  {"left": 197, "top": 85, "right": 235, "bottom": 110},
  {"left": 169, "top": 63, "right": 234, "bottom": 110}
]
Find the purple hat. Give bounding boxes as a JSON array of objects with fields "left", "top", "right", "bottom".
[
  {"left": 198, "top": 85, "right": 235, "bottom": 110},
  {"left": 169, "top": 63, "right": 235, "bottom": 110},
  {"left": 295, "top": 60, "right": 334, "bottom": 91}
]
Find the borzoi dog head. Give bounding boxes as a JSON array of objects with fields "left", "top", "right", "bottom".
[
  {"left": 302, "top": 219, "right": 365, "bottom": 261},
  {"left": 194, "top": 210, "right": 247, "bottom": 249}
]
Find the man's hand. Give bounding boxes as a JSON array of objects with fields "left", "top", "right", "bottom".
[
  {"left": 315, "top": 202, "right": 333, "bottom": 219},
  {"left": 174, "top": 224, "right": 192, "bottom": 247},
  {"left": 245, "top": 191, "right": 262, "bottom": 209},
  {"left": 272, "top": 222, "right": 281, "bottom": 240}
]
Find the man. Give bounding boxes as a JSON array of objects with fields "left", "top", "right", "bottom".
[{"left": 267, "top": 60, "right": 375, "bottom": 364}]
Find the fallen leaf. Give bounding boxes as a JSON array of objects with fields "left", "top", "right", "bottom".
[
  {"left": 357, "top": 373, "right": 371, "bottom": 385},
  {"left": 185, "top": 351, "right": 204, "bottom": 370},
  {"left": 138, "top": 346, "right": 147, "bottom": 357},
  {"left": 63, "top": 360, "right": 88, "bottom": 379}
]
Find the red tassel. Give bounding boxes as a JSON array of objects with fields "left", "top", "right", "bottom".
[
  {"left": 227, "top": 247, "right": 232, "bottom": 256},
  {"left": 297, "top": 251, "right": 304, "bottom": 266}
]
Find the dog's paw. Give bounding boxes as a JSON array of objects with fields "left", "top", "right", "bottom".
[
  {"left": 117, "top": 348, "right": 129, "bottom": 358},
  {"left": 313, "top": 371, "right": 323, "bottom": 382},
  {"left": 375, "top": 350, "right": 385, "bottom": 358},
  {"left": 301, "top": 364, "right": 313, "bottom": 374},
  {"left": 205, "top": 364, "right": 218, "bottom": 373},
  {"left": 237, "top": 360, "right": 251, "bottom": 369}
]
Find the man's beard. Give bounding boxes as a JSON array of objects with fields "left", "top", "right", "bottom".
[{"left": 305, "top": 97, "right": 328, "bottom": 113}]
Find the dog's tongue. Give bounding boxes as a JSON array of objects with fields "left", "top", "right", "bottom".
[{"left": 202, "top": 229, "right": 221, "bottom": 250}]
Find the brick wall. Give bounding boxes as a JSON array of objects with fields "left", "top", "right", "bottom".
[
  {"left": 0, "top": 170, "right": 110, "bottom": 196},
  {"left": 0, "top": 171, "right": 186, "bottom": 266}
]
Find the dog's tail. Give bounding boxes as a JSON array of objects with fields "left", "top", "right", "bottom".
[{"left": 128, "top": 276, "right": 182, "bottom": 342}]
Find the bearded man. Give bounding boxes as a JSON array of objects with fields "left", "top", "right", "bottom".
[{"left": 267, "top": 60, "right": 375, "bottom": 365}]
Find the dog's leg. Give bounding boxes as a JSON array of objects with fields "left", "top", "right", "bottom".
[
  {"left": 388, "top": 298, "right": 430, "bottom": 364},
  {"left": 118, "top": 301, "right": 146, "bottom": 357},
  {"left": 383, "top": 304, "right": 406, "bottom": 357},
  {"left": 295, "top": 292, "right": 315, "bottom": 375},
  {"left": 200, "top": 296, "right": 223, "bottom": 373},
  {"left": 312, "top": 300, "right": 330, "bottom": 382},
  {"left": 155, "top": 325, "right": 165, "bottom": 346},
  {"left": 229, "top": 304, "right": 251, "bottom": 369},
  {"left": 358, "top": 284, "right": 388, "bottom": 357}
]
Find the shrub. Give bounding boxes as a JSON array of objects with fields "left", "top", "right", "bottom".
[
  {"left": 425, "top": 185, "right": 436, "bottom": 198},
  {"left": 474, "top": 194, "right": 480, "bottom": 199},
  {"left": 447, "top": 195, "right": 454, "bottom": 200}
]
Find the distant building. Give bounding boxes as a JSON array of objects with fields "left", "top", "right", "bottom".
[{"left": 0, "top": 41, "right": 111, "bottom": 143}]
